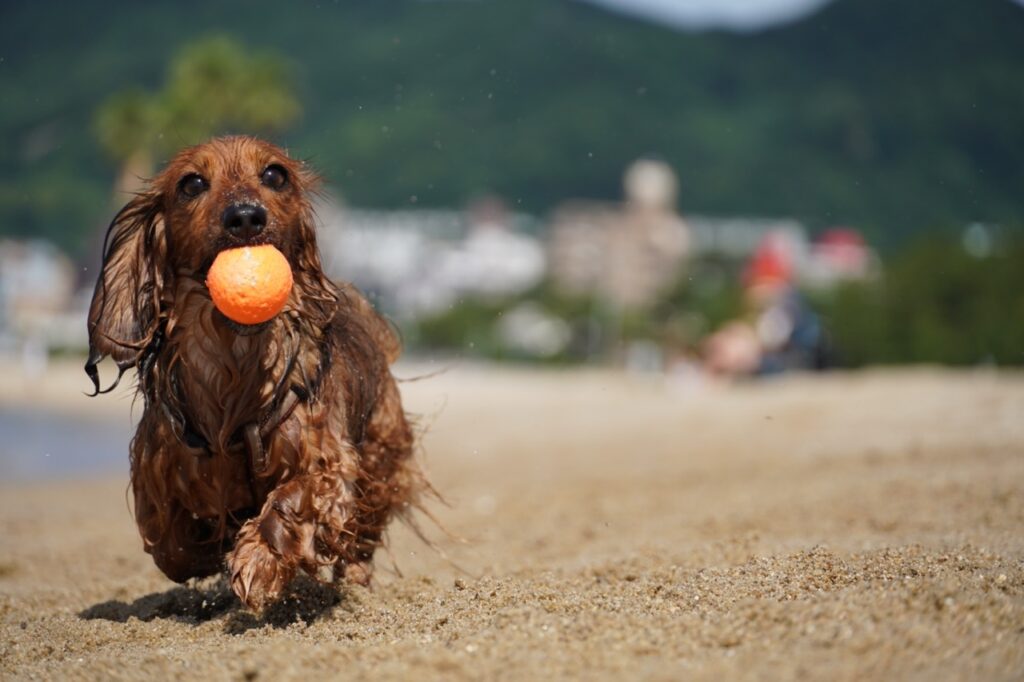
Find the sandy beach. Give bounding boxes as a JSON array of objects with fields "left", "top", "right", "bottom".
[{"left": 1, "top": 360, "right": 1022, "bottom": 680}]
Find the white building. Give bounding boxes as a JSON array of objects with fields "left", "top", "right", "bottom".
[
  {"left": 316, "top": 198, "right": 546, "bottom": 319},
  {"left": 0, "top": 239, "right": 83, "bottom": 367}
]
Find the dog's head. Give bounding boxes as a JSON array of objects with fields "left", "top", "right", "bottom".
[
  {"left": 152, "top": 136, "right": 318, "bottom": 272},
  {"left": 86, "top": 136, "right": 334, "bottom": 394}
]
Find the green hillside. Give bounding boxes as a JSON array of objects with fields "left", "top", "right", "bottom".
[{"left": 2, "top": 0, "right": 1022, "bottom": 253}]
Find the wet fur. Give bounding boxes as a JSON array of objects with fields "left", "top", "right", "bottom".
[{"left": 86, "top": 136, "right": 419, "bottom": 610}]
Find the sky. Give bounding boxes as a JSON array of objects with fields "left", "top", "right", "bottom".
[
  {"left": 578, "top": 0, "right": 834, "bottom": 31},
  {"left": 581, "top": 0, "right": 1024, "bottom": 31}
]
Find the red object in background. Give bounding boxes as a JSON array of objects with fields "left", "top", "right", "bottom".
[{"left": 743, "top": 235, "right": 794, "bottom": 288}]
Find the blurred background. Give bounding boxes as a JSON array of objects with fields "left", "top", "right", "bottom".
[{"left": 1, "top": 0, "right": 1023, "bottom": 479}]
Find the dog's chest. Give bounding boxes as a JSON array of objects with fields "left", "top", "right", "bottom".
[{"left": 169, "top": 318, "right": 291, "bottom": 450}]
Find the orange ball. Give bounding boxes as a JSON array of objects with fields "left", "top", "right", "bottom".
[{"left": 206, "top": 244, "right": 293, "bottom": 325}]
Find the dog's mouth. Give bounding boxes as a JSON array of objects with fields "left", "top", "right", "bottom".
[
  {"left": 198, "top": 223, "right": 282, "bottom": 266},
  {"left": 226, "top": 232, "right": 275, "bottom": 250},
  {"left": 201, "top": 233, "right": 279, "bottom": 270}
]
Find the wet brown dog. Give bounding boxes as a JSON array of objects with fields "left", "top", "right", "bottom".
[{"left": 86, "top": 136, "right": 420, "bottom": 611}]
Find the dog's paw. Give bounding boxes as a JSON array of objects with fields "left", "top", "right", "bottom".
[{"left": 228, "top": 526, "right": 292, "bottom": 612}]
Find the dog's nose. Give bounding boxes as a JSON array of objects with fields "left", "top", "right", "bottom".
[{"left": 222, "top": 204, "right": 267, "bottom": 240}]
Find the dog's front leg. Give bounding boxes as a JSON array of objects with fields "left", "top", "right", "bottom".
[{"left": 228, "top": 456, "right": 357, "bottom": 611}]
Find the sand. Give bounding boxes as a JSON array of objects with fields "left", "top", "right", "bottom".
[{"left": 1, "top": 361, "right": 1023, "bottom": 680}]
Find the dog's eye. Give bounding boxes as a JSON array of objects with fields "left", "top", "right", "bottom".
[
  {"left": 178, "top": 173, "right": 209, "bottom": 199},
  {"left": 260, "top": 165, "right": 289, "bottom": 191}
]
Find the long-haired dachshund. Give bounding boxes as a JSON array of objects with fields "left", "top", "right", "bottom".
[{"left": 86, "top": 136, "right": 421, "bottom": 611}]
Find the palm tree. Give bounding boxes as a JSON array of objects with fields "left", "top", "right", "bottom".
[{"left": 95, "top": 36, "right": 301, "bottom": 194}]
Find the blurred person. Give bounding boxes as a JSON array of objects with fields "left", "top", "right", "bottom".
[{"left": 703, "top": 232, "right": 827, "bottom": 378}]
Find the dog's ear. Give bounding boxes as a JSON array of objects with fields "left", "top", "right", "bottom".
[
  {"left": 290, "top": 194, "right": 340, "bottom": 328},
  {"left": 85, "top": 191, "right": 168, "bottom": 395}
]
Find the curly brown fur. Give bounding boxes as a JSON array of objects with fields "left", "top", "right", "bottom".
[{"left": 86, "top": 136, "right": 421, "bottom": 611}]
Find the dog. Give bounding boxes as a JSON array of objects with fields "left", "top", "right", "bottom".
[{"left": 86, "top": 136, "right": 421, "bottom": 611}]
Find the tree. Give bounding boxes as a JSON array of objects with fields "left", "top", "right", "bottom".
[{"left": 95, "top": 36, "right": 301, "bottom": 193}]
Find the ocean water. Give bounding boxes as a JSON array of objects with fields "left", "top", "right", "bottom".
[{"left": 0, "top": 407, "right": 133, "bottom": 482}]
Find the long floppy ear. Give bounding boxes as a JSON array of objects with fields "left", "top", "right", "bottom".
[
  {"left": 290, "top": 183, "right": 340, "bottom": 329},
  {"left": 85, "top": 192, "right": 167, "bottom": 395}
]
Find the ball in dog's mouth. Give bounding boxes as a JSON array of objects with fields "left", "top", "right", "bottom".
[{"left": 206, "top": 244, "right": 293, "bottom": 326}]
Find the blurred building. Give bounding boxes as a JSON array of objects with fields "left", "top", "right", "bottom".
[
  {"left": 548, "top": 159, "right": 690, "bottom": 309},
  {"left": 316, "top": 196, "right": 546, "bottom": 319},
  {"left": 0, "top": 239, "right": 84, "bottom": 367},
  {"left": 687, "top": 216, "right": 807, "bottom": 260}
]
